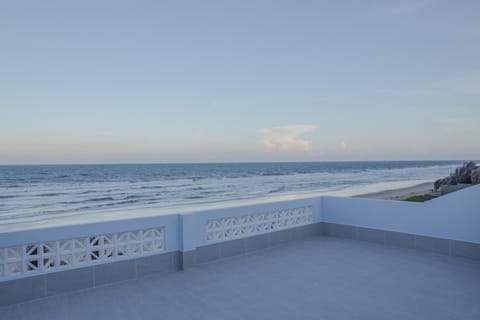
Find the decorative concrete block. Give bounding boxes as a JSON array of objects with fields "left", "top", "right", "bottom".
[
  {"left": 205, "top": 206, "right": 313, "bottom": 244},
  {"left": 0, "top": 227, "right": 165, "bottom": 282}
]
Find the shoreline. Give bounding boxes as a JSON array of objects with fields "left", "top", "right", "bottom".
[
  {"left": 355, "top": 182, "right": 433, "bottom": 200},
  {"left": 1, "top": 181, "right": 436, "bottom": 233}
]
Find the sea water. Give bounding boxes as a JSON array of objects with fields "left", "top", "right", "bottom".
[{"left": 0, "top": 161, "right": 461, "bottom": 226}]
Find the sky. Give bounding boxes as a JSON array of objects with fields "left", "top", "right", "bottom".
[{"left": 1, "top": 0, "right": 479, "bottom": 164}]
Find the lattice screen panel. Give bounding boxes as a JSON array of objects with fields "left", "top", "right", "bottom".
[
  {"left": 206, "top": 206, "right": 313, "bottom": 243},
  {"left": 0, "top": 227, "right": 164, "bottom": 281}
]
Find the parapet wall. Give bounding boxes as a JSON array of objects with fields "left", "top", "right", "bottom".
[
  {"left": 0, "top": 185, "right": 479, "bottom": 306},
  {"left": 322, "top": 184, "right": 480, "bottom": 243}
]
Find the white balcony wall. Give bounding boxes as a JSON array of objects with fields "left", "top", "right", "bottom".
[{"left": 322, "top": 185, "right": 480, "bottom": 243}]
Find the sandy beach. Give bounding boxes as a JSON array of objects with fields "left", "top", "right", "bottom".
[{"left": 356, "top": 182, "right": 434, "bottom": 200}]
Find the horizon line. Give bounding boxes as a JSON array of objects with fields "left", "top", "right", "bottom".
[{"left": 0, "top": 159, "right": 471, "bottom": 166}]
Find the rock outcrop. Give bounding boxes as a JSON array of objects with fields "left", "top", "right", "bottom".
[
  {"left": 439, "top": 184, "right": 471, "bottom": 195},
  {"left": 471, "top": 168, "right": 480, "bottom": 185},
  {"left": 434, "top": 161, "right": 479, "bottom": 193}
]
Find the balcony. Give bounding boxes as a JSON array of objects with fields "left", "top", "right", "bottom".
[{"left": 1, "top": 186, "right": 479, "bottom": 319}]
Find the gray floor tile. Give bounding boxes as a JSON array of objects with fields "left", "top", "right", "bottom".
[
  {"left": 385, "top": 230, "right": 416, "bottom": 249},
  {"left": 196, "top": 243, "right": 221, "bottom": 264},
  {"left": 2, "top": 237, "right": 480, "bottom": 320},
  {"left": 218, "top": 238, "right": 245, "bottom": 258},
  {"left": 323, "top": 222, "right": 358, "bottom": 239},
  {"left": 244, "top": 233, "right": 270, "bottom": 252},
  {"left": 0, "top": 275, "right": 45, "bottom": 306},
  {"left": 46, "top": 267, "right": 94, "bottom": 296},
  {"left": 94, "top": 259, "right": 136, "bottom": 286},
  {"left": 415, "top": 235, "right": 450, "bottom": 255},
  {"left": 136, "top": 252, "right": 175, "bottom": 277},
  {"left": 451, "top": 240, "right": 480, "bottom": 260},
  {"left": 180, "top": 250, "right": 196, "bottom": 269},
  {"left": 269, "top": 228, "right": 293, "bottom": 246},
  {"left": 357, "top": 226, "right": 385, "bottom": 244},
  {"left": 291, "top": 224, "right": 320, "bottom": 240}
]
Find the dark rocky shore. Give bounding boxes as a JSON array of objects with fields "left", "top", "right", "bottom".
[
  {"left": 405, "top": 161, "right": 480, "bottom": 202},
  {"left": 433, "top": 161, "right": 480, "bottom": 195},
  {"left": 360, "top": 161, "right": 480, "bottom": 202}
]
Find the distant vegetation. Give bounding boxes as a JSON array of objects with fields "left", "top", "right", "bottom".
[{"left": 404, "top": 195, "right": 429, "bottom": 202}]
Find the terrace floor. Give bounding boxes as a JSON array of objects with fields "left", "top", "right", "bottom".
[{"left": 1, "top": 236, "right": 480, "bottom": 320}]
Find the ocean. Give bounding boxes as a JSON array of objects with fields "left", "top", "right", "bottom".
[{"left": 0, "top": 161, "right": 462, "bottom": 226}]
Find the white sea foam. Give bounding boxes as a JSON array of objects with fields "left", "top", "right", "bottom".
[{"left": 0, "top": 161, "right": 461, "bottom": 229}]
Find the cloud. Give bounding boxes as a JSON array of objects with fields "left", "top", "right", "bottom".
[{"left": 259, "top": 125, "right": 316, "bottom": 152}]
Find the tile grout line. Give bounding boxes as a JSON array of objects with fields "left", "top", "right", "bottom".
[
  {"left": 93, "top": 266, "right": 96, "bottom": 288},
  {"left": 43, "top": 274, "right": 47, "bottom": 298}
]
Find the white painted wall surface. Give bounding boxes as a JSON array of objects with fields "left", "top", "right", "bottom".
[
  {"left": 1, "top": 184, "right": 479, "bottom": 281},
  {"left": 322, "top": 185, "right": 480, "bottom": 243}
]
